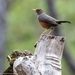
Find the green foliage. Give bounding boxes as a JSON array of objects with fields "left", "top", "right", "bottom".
[{"left": 7, "top": 0, "right": 46, "bottom": 53}]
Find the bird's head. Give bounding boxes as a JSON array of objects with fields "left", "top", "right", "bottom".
[{"left": 32, "top": 8, "right": 44, "bottom": 15}]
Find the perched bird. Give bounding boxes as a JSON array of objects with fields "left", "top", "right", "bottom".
[{"left": 32, "top": 8, "right": 71, "bottom": 35}]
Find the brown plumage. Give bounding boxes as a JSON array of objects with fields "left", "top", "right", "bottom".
[{"left": 33, "top": 8, "right": 71, "bottom": 35}]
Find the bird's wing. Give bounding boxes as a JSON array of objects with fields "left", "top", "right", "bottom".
[{"left": 38, "top": 13, "right": 58, "bottom": 26}]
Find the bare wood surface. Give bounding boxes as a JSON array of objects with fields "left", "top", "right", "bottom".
[{"left": 13, "top": 34, "right": 66, "bottom": 75}]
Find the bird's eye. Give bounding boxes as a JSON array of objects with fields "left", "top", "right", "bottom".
[
  {"left": 37, "top": 9, "right": 40, "bottom": 11},
  {"left": 37, "top": 10, "right": 39, "bottom": 11}
]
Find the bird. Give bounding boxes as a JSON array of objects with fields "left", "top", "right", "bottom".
[{"left": 32, "top": 8, "right": 71, "bottom": 35}]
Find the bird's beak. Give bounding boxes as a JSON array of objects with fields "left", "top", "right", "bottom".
[{"left": 32, "top": 9, "right": 36, "bottom": 12}]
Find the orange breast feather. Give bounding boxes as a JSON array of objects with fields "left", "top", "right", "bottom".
[{"left": 39, "top": 22, "right": 51, "bottom": 29}]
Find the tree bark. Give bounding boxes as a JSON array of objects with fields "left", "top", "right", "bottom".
[{"left": 13, "top": 34, "right": 66, "bottom": 75}]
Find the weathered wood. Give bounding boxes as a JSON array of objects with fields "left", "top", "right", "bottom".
[{"left": 13, "top": 34, "right": 66, "bottom": 75}]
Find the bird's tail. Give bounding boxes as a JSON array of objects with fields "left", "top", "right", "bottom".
[{"left": 56, "top": 20, "right": 71, "bottom": 24}]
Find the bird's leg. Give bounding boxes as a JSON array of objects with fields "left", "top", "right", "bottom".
[
  {"left": 42, "top": 29, "right": 48, "bottom": 34},
  {"left": 48, "top": 27, "right": 54, "bottom": 35}
]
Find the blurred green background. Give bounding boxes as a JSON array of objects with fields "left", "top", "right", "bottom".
[{"left": 5, "top": 0, "right": 75, "bottom": 75}]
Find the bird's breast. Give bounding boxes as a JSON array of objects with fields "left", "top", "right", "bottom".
[{"left": 39, "top": 21, "right": 51, "bottom": 29}]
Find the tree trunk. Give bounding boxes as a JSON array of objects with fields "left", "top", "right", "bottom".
[
  {"left": 0, "top": 0, "right": 8, "bottom": 73},
  {"left": 13, "top": 34, "right": 66, "bottom": 75}
]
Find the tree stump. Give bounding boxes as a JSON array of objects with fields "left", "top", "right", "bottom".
[{"left": 13, "top": 34, "right": 66, "bottom": 75}]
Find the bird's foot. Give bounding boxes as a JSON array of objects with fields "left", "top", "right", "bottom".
[
  {"left": 42, "top": 29, "right": 48, "bottom": 34},
  {"left": 48, "top": 27, "right": 54, "bottom": 35}
]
